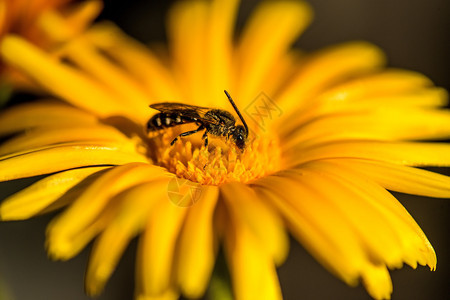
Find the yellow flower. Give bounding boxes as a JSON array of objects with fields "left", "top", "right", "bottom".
[
  {"left": 0, "top": 0, "right": 102, "bottom": 90},
  {"left": 1, "top": 0, "right": 449, "bottom": 299}
]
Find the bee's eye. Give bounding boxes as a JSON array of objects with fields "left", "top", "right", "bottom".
[
  {"left": 234, "top": 134, "right": 245, "bottom": 149},
  {"left": 235, "top": 125, "right": 247, "bottom": 137}
]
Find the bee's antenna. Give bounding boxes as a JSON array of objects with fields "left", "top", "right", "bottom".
[{"left": 224, "top": 90, "right": 248, "bottom": 134}]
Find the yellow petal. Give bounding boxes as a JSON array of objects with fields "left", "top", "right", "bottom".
[
  {"left": 222, "top": 199, "right": 283, "bottom": 300},
  {"left": 361, "top": 264, "right": 393, "bottom": 300},
  {"left": 0, "top": 35, "right": 142, "bottom": 120},
  {"left": 176, "top": 186, "right": 219, "bottom": 298},
  {"left": 47, "top": 200, "right": 119, "bottom": 260},
  {"left": 280, "top": 84, "right": 446, "bottom": 139},
  {"left": 317, "top": 69, "right": 435, "bottom": 104},
  {"left": 285, "top": 164, "right": 405, "bottom": 268},
  {"left": 203, "top": 0, "right": 239, "bottom": 106},
  {"left": 315, "top": 87, "right": 449, "bottom": 115},
  {"left": 261, "top": 50, "right": 304, "bottom": 99},
  {"left": 221, "top": 182, "right": 289, "bottom": 265},
  {"left": 0, "top": 124, "right": 131, "bottom": 156},
  {"left": 137, "top": 198, "right": 188, "bottom": 296},
  {"left": 277, "top": 41, "right": 386, "bottom": 114},
  {"left": 85, "top": 179, "right": 168, "bottom": 296},
  {"left": 0, "top": 142, "right": 148, "bottom": 181},
  {"left": 61, "top": 0, "right": 103, "bottom": 34},
  {"left": 0, "top": 0, "right": 7, "bottom": 38},
  {"left": 47, "top": 164, "right": 168, "bottom": 250},
  {"left": 136, "top": 289, "right": 179, "bottom": 300},
  {"left": 60, "top": 36, "right": 151, "bottom": 117},
  {"left": 253, "top": 182, "right": 362, "bottom": 285},
  {"left": 0, "top": 100, "right": 98, "bottom": 136},
  {"left": 0, "top": 166, "right": 108, "bottom": 220},
  {"left": 288, "top": 141, "right": 450, "bottom": 168},
  {"left": 284, "top": 107, "right": 450, "bottom": 148},
  {"left": 298, "top": 160, "right": 437, "bottom": 270},
  {"left": 329, "top": 159, "right": 450, "bottom": 198},
  {"left": 167, "top": 0, "right": 210, "bottom": 105},
  {"left": 166, "top": 0, "right": 239, "bottom": 107},
  {"left": 85, "top": 22, "right": 182, "bottom": 101},
  {"left": 254, "top": 163, "right": 435, "bottom": 299},
  {"left": 277, "top": 72, "right": 446, "bottom": 138},
  {"left": 37, "top": 0, "right": 103, "bottom": 42},
  {"left": 236, "top": 0, "right": 312, "bottom": 103}
]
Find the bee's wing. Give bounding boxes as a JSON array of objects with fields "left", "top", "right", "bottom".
[
  {"left": 149, "top": 102, "right": 208, "bottom": 113},
  {"left": 149, "top": 102, "right": 220, "bottom": 125}
]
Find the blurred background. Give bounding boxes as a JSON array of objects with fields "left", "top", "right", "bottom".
[{"left": 0, "top": 0, "right": 449, "bottom": 299}]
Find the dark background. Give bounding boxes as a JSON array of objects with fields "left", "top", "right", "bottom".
[{"left": 0, "top": 0, "right": 449, "bottom": 299}]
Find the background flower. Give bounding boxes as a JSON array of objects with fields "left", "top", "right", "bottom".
[
  {"left": 0, "top": 0, "right": 448, "bottom": 299},
  {"left": 0, "top": 0, "right": 102, "bottom": 95}
]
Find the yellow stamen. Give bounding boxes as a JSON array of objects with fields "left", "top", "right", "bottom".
[{"left": 149, "top": 130, "right": 281, "bottom": 185}]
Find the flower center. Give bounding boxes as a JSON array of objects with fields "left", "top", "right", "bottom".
[{"left": 148, "top": 128, "right": 281, "bottom": 185}]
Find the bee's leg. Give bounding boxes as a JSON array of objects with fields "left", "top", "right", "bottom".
[
  {"left": 202, "top": 131, "right": 208, "bottom": 147},
  {"left": 170, "top": 125, "right": 204, "bottom": 146}
]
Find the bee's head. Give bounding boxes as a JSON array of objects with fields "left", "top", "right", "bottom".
[{"left": 231, "top": 125, "right": 248, "bottom": 150}]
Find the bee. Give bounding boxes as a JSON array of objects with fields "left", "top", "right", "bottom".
[{"left": 147, "top": 90, "right": 249, "bottom": 150}]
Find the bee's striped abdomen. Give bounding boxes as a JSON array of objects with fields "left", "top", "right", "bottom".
[{"left": 146, "top": 112, "right": 198, "bottom": 133}]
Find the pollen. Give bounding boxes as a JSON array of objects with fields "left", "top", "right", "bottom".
[{"left": 150, "top": 130, "right": 282, "bottom": 185}]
